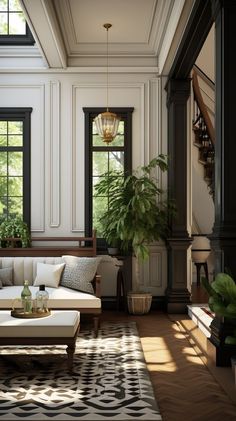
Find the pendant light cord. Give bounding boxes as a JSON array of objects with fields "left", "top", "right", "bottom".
[
  {"left": 103, "top": 23, "right": 112, "bottom": 112},
  {"left": 106, "top": 25, "right": 109, "bottom": 112}
]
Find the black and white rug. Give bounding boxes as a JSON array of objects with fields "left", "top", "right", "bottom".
[{"left": 0, "top": 322, "right": 162, "bottom": 420}]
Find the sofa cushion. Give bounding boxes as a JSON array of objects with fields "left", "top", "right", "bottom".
[
  {"left": 34, "top": 262, "right": 65, "bottom": 288},
  {"left": 61, "top": 256, "right": 101, "bottom": 294},
  {"left": 0, "top": 257, "right": 64, "bottom": 285},
  {"left": 0, "top": 286, "right": 101, "bottom": 309},
  {"left": 0, "top": 267, "right": 13, "bottom": 288}
]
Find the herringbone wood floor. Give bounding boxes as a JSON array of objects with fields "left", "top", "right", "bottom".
[{"left": 100, "top": 310, "right": 236, "bottom": 421}]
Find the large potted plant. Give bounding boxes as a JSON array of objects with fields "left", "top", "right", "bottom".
[
  {"left": 0, "top": 217, "right": 30, "bottom": 248},
  {"left": 95, "top": 154, "right": 174, "bottom": 314}
]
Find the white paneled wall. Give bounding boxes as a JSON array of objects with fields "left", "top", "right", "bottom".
[{"left": 0, "top": 71, "right": 168, "bottom": 295}]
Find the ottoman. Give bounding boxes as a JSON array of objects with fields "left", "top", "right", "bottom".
[{"left": 0, "top": 310, "right": 80, "bottom": 369}]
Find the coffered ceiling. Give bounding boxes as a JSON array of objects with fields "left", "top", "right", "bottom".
[{"left": 20, "top": 0, "right": 194, "bottom": 71}]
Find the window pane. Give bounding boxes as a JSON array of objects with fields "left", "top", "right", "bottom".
[
  {"left": 8, "top": 135, "right": 22, "bottom": 146},
  {"left": 8, "top": 121, "right": 22, "bottom": 134},
  {"left": 8, "top": 176, "right": 22, "bottom": 196},
  {"left": 9, "top": 0, "right": 22, "bottom": 11},
  {"left": 8, "top": 151, "right": 22, "bottom": 175},
  {"left": 0, "top": 12, "right": 7, "bottom": 34},
  {"left": 0, "top": 111, "right": 31, "bottom": 225},
  {"left": 0, "top": 121, "right": 7, "bottom": 134},
  {"left": 0, "top": 176, "right": 7, "bottom": 195},
  {"left": 0, "top": 1, "right": 7, "bottom": 12},
  {"left": 93, "top": 152, "right": 108, "bottom": 176},
  {"left": 92, "top": 134, "right": 103, "bottom": 147},
  {"left": 0, "top": 197, "right": 7, "bottom": 220},
  {"left": 0, "top": 152, "right": 7, "bottom": 175},
  {"left": 92, "top": 122, "right": 101, "bottom": 146},
  {"left": 8, "top": 196, "right": 22, "bottom": 218},
  {"left": 0, "top": 135, "right": 7, "bottom": 146},
  {"left": 9, "top": 12, "right": 26, "bottom": 34},
  {"left": 93, "top": 176, "right": 107, "bottom": 195},
  {"left": 109, "top": 151, "right": 124, "bottom": 172},
  {"left": 93, "top": 196, "right": 108, "bottom": 237},
  {"left": 110, "top": 133, "right": 124, "bottom": 147}
]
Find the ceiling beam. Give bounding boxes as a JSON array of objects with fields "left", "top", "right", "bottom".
[{"left": 21, "top": 0, "right": 67, "bottom": 69}]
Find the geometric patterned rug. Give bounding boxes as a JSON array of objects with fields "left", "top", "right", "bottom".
[{"left": 0, "top": 322, "right": 162, "bottom": 420}]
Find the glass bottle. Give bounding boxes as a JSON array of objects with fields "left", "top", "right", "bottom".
[
  {"left": 36, "top": 284, "right": 49, "bottom": 312},
  {"left": 21, "top": 280, "right": 32, "bottom": 313}
]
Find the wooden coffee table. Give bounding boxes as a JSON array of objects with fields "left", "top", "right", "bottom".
[{"left": 0, "top": 310, "right": 80, "bottom": 369}]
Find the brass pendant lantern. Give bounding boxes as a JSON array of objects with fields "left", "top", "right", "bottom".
[{"left": 94, "top": 23, "right": 120, "bottom": 144}]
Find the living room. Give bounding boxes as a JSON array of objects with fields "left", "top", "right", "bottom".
[{"left": 0, "top": 1, "right": 236, "bottom": 420}]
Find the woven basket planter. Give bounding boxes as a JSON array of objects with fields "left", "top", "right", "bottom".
[{"left": 127, "top": 292, "right": 152, "bottom": 315}]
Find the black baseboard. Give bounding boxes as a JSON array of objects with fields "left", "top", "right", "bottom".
[{"left": 101, "top": 296, "right": 166, "bottom": 312}]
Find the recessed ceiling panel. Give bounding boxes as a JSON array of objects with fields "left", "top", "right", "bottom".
[
  {"left": 55, "top": 0, "right": 159, "bottom": 56},
  {"left": 69, "top": 0, "right": 156, "bottom": 44}
]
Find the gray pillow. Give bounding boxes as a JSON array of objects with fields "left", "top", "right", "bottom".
[
  {"left": 0, "top": 267, "right": 13, "bottom": 287},
  {"left": 61, "top": 256, "right": 101, "bottom": 295}
]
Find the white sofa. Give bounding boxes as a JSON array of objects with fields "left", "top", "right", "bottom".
[{"left": 0, "top": 256, "right": 101, "bottom": 335}]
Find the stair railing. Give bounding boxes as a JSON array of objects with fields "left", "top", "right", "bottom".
[{"left": 192, "top": 66, "right": 215, "bottom": 198}]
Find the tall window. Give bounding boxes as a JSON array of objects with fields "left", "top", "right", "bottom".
[
  {"left": 0, "top": 0, "right": 34, "bottom": 45},
  {"left": 0, "top": 108, "right": 32, "bottom": 226},
  {"left": 83, "top": 107, "right": 133, "bottom": 247}
]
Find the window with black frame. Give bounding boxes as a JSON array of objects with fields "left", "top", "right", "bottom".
[
  {"left": 0, "top": 0, "right": 34, "bottom": 45},
  {"left": 0, "top": 108, "right": 32, "bottom": 226},
  {"left": 83, "top": 107, "right": 133, "bottom": 250}
]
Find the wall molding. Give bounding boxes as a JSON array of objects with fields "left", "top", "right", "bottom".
[
  {"left": 0, "top": 67, "right": 159, "bottom": 74},
  {"left": 0, "top": 83, "right": 45, "bottom": 232},
  {"left": 138, "top": 243, "right": 167, "bottom": 294},
  {"left": 49, "top": 80, "right": 61, "bottom": 227}
]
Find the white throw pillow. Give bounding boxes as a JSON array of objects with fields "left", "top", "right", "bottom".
[
  {"left": 0, "top": 267, "right": 13, "bottom": 287},
  {"left": 34, "top": 262, "right": 65, "bottom": 288},
  {"left": 60, "top": 255, "right": 101, "bottom": 294}
]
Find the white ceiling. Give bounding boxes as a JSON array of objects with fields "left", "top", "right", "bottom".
[{"left": 19, "top": 0, "right": 193, "bottom": 71}]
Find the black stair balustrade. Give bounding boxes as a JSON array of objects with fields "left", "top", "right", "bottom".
[{"left": 192, "top": 68, "right": 215, "bottom": 200}]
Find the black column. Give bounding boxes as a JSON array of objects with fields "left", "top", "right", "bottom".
[
  {"left": 166, "top": 79, "right": 192, "bottom": 313},
  {"left": 206, "top": 0, "right": 236, "bottom": 366},
  {"left": 211, "top": 0, "right": 236, "bottom": 277}
]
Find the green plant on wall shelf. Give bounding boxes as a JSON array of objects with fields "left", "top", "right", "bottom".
[
  {"left": 202, "top": 273, "right": 236, "bottom": 345},
  {"left": 0, "top": 217, "right": 30, "bottom": 248},
  {"left": 95, "top": 154, "right": 175, "bottom": 292}
]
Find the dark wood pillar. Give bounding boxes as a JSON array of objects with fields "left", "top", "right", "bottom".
[
  {"left": 211, "top": 0, "right": 236, "bottom": 277},
  {"left": 209, "top": 0, "right": 236, "bottom": 366},
  {"left": 166, "top": 79, "right": 192, "bottom": 313}
]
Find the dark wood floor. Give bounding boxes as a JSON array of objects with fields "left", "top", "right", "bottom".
[
  {"left": 191, "top": 283, "right": 209, "bottom": 303},
  {"left": 100, "top": 309, "right": 236, "bottom": 421}
]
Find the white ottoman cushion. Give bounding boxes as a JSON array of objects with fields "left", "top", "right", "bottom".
[{"left": 0, "top": 310, "right": 80, "bottom": 338}]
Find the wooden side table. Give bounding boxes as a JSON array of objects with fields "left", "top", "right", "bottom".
[
  {"left": 194, "top": 262, "right": 209, "bottom": 286},
  {"left": 113, "top": 257, "right": 127, "bottom": 311}
]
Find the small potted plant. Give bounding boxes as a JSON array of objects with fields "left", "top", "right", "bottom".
[
  {"left": 95, "top": 154, "right": 174, "bottom": 314},
  {"left": 0, "top": 217, "right": 30, "bottom": 248},
  {"left": 202, "top": 273, "right": 236, "bottom": 345},
  {"left": 100, "top": 219, "right": 121, "bottom": 255}
]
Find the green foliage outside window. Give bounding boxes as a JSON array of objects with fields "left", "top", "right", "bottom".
[
  {"left": 92, "top": 120, "right": 125, "bottom": 236},
  {"left": 0, "top": 0, "right": 26, "bottom": 35},
  {"left": 0, "top": 120, "right": 23, "bottom": 222}
]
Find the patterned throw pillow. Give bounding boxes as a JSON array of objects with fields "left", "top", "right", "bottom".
[
  {"left": 0, "top": 267, "right": 13, "bottom": 287},
  {"left": 34, "top": 262, "right": 65, "bottom": 288},
  {"left": 61, "top": 256, "right": 101, "bottom": 295}
]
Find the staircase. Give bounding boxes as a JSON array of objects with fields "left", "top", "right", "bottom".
[{"left": 192, "top": 66, "right": 215, "bottom": 199}]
